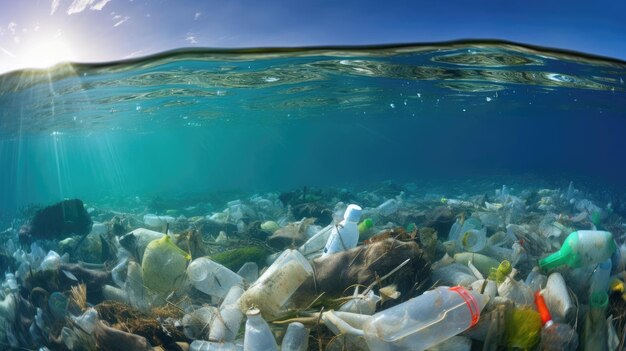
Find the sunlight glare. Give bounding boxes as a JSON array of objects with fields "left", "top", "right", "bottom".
[{"left": 21, "top": 37, "right": 77, "bottom": 69}]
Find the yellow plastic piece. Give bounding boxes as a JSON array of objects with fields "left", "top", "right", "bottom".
[
  {"left": 142, "top": 235, "right": 191, "bottom": 298},
  {"left": 610, "top": 278, "right": 625, "bottom": 294},
  {"left": 505, "top": 307, "right": 541, "bottom": 350},
  {"left": 488, "top": 260, "right": 512, "bottom": 284}
]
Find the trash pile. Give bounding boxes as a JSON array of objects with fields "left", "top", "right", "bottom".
[{"left": 1, "top": 181, "right": 625, "bottom": 350}]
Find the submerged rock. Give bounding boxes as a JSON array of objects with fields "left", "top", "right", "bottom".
[{"left": 20, "top": 199, "right": 93, "bottom": 244}]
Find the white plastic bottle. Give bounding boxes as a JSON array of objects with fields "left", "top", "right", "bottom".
[
  {"left": 322, "top": 204, "right": 362, "bottom": 257},
  {"left": 243, "top": 308, "right": 278, "bottom": 351},
  {"left": 187, "top": 257, "right": 244, "bottom": 299},
  {"left": 362, "top": 286, "right": 487, "bottom": 351}
]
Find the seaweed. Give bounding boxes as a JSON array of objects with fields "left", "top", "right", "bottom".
[{"left": 210, "top": 245, "right": 272, "bottom": 272}]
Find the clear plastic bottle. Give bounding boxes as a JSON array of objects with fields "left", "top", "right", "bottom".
[
  {"left": 589, "top": 258, "right": 612, "bottom": 295},
  {"left": 362, "top": 286, "right": 487, "bottom": 351},
  {"left": 322, "top": 204, "right": 362, "bottom": 256},
  {"left": 376, "top": 199, "right": 399, "bottom": 216},
  {"left": 187, "top": 257, "right": 244, "bottom": 299},
  {"left": 539, "top": 230, "right": 616, "bottom": 270},
  {"left": 458, "top": 228, "right": 487, "bottom": 252},
  {"left": 243, "top": 308, "right": 278, "bottom": 351},
  {"left": 210, "top": 285, "right": 245, "bottom": 342},
  {"left": 238, "top": 249, "right": 313, "bottom": 320},
  {"left": 281, "top": 322, "right": 309, "bottom": 351},
  {"left": 582, "top": 291, "right": 609, "bottom": 351},
  {"left": 190, "top": 340, "right": 243, "bottom": 351}
]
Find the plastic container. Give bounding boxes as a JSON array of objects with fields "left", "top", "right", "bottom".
[
  {"left": 281, "top": 322, "right": 309, "bottom": 351},
  {"left": 243, "top": 308, "right": 278, "bottom": 351},
  {"left": 362, "top": 286, "right": 487, "bottom": 351},
  {"left": 322, "top": 204, "right": 362, "bottom": 256},
  {"left": 4, "top": 272, "right": 18, "bottom": 292},
  {"left": 339, "top": 287, "right": 380, "bottom": 315},
  {"left": 539, "top": 230, "right": 616, "bottom": 270},
  {"left": 541, "top": 273, "right": 574, "bottom": 323},
  {"left": 72, "top": 308, "right": 98, "bottom": 334},
  {"left": 535, "top": 291, "right": 579, "bottom": 351},
  {"left": 40, "top": 251, "right": 61, "bottom": 271},
  {"left": 448, "top": 217, "right": 482, "bottom": 242},
  {"left": 238, "top": 249, "right": 313, "bottom": 320},
  {"left": 187, "top": 257, "right": 244, "bottom": 299},
  {"left": 459, "top": 228, "right": 487, "bottom": 252}
]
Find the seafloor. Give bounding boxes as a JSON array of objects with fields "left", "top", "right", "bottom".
[{"left": 1, "top": 179, "right": 625, "bottom": 350}]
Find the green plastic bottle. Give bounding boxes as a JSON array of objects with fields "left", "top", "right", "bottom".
[
  {"left": 358, "top": 218, "right": 374, "bottom": 235},
  {"left": 539, "top": 230, "right": 616, "bottom": 271}
]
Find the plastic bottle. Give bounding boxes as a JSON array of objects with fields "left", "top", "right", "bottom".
[
  {"left": 281, "top": 322, "right": 309, "bottom": 351},
  {"left": 322, "top": 204, "right": 362, "bottom": 256},
  {"left": 210, "top": 285, "right": 245, "bottom": 342},
  {"left": 535, "top": 291, "right": 579, "bottom": 351},
  {"left": 376, "top": 199, "right": 399, "bottom": 216},
  {"left": 539, "top": 230, "right": 616, "bottom": 270},
  {"left": 243, "top": 308, "right": 278, "bottom": 351},
  {"left": 187, "top": 257, "right": 244, "bottom": 299},
  {"left": 358, "top": 218, "right": 374, "bottom": 240},
  {"left": 582, "top": 291, "right": 609, "bottom": 351},
  {"left": 238, "top": 249, "right": 313, "bottom": 320},
  {"left": 362, "top": 286, "right": 487, "bottom": 351},
  {"left": 541, "top": 273, "right": 574, "bottom": 323},
  {"left": 589, "top": 258, "right": 612, "bottom": 295},
  {"left": 236, "top": 262, "right": 259, "bottom": 284},
  {"left": 4, "top": 272, "right": 18, "bottom": 292},
  {"left": 298, "top": 224, "right": 334, "bottom": 259},
  {"left": 458, "top": 228, "right": 487, "bottom": 252},
  {"left": 143, "top": 214, "right": 175, "bottom": 228},
  {"left": 190, "top": 340, "right": 243, "bottom": 351}
]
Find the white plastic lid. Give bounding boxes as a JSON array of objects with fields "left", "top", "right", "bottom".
[{"left": 343, "top": 204, "right": 362, "bottom": 222}]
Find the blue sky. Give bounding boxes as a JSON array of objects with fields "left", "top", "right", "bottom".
[{"left": 1, "top": 0, "right": 625, "bottom": 73}]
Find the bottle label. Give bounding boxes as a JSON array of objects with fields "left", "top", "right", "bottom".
[{"left": 449, "top": 286, "right": 480, "bottom": 327}]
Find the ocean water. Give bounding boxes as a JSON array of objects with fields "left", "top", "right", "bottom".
[
  {"left": 2, "top": 42, "right": 626, "bottom": 350},
  {"left": 1, "top": 41, "right": 625, "bottom": 221}
]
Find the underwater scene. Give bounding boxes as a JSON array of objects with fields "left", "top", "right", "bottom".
[{"left": 1, "top": 41, "right": 626, "bottom": 350}]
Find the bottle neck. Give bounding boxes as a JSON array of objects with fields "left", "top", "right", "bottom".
[{"left": 539, "top": 250, "right": 567, "bottom": 271}]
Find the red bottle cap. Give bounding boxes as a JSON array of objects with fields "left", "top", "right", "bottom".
[{"left": 534, "top": 290, "right": 553, "bottom": 327}]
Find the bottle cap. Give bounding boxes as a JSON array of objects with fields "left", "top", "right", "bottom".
[
  {"left": 534, "top": 291, "right": 553, "bottom": 327},
  {"left": 187, "top": 258, "right": 209, "bottom": 282},
  {"left": 343, "top": 204, "right": 362, "bottom": 222},
  {"left": 246, "top": 307, "right": 261, "bottom": 317}
]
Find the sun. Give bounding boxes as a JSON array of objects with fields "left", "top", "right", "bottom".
[{"left": 20, "top": 37, "right": 77, "bottom": 69}]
